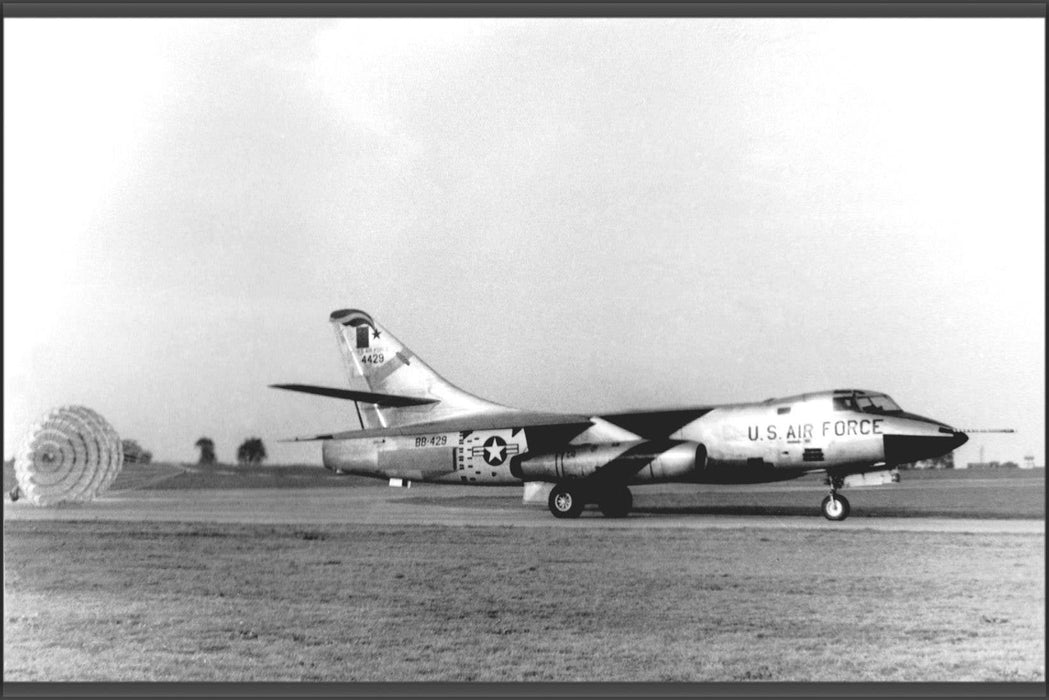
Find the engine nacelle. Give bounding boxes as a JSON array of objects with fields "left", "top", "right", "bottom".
[
  {"left": 510, "top": 440, "right": 706, "bottom": 483},
  {"left": 322, "top": 439, "right": 380, "bottom": 476}
]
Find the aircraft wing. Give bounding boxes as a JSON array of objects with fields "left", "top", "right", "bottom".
[
  {"left": 280, "top": 410, "right": 594, "bottom": 442},
  {"left": 280, "top": 406, "right": 721, "bottom": 443}
]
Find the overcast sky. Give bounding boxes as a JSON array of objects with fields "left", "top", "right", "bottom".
[{"left": 4, "top": 18, "right": 1044, "bottom": 467}]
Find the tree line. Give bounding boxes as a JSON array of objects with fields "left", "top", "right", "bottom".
[
  {"left": 194, "top": 437, "right": 267, "bottom": 466},
  {"left": 119, "top": 438, "right": 268, "bottom": 465}
]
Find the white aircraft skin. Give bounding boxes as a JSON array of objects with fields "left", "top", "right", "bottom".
[{"left": 274, "top": 309, "right": 969, "bottom": 521}]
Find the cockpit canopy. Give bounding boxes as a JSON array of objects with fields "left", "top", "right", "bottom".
[{"left": 832, "top": 389, "right": 902, "bottom": 414}]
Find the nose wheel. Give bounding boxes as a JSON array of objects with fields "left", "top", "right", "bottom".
[
  {"left": 821, "top": 475, "right": 850, "bottom": 521},
  {"left": 821, "top": 493, "right": 850, "bottom": 521}
]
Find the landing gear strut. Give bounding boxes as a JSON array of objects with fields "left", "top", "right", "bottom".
[{"left": 821, "top": 475, "right": 850, "bottom": 521}]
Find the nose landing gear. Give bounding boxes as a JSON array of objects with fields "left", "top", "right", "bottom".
[
  {"left": 821, "top": 493, "right": 850, "bottom": 521},
  {"left": 821, "top": 475, "right": 850, "bottom": 521}
]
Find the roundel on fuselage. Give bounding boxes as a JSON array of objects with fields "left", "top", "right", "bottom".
[{"left": 482, "top": 436, "right": 508, "bottom": 466}]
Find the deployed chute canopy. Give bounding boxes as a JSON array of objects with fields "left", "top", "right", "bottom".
[{"left": 13, "top": 406, "right": 123, "bottom": 506}]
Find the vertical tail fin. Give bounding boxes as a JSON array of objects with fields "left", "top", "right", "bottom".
[{"left": 329, "top": 309, "right": 506, "bottom": 428}]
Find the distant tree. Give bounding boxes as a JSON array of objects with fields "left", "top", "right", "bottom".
[
  {"left": 236, "top": 438, "right": 267, "bottom": 465},
  {"left": 900, "top": 453, "right": 954, "bottom": 470},
  {"left": 195, "top": 437, "right": 217, "bottom": 465},
  {"left": 122, "top": 439, "right": 146, "bottom": 464},
  {"left": 1001, "top": 461, "right": 1019, "bottom": 469},
  {"left": 140, "top": 450, "right": 153, "bottom": 465}
]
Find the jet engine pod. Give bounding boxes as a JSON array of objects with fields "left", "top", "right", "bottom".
[{"left": 510, "top": 440, "right": 706, "bottom": 484}]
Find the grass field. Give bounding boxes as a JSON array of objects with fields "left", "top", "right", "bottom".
[
  {"left": 3, "top": 519, "right": 1044, "bottom": 682},
  {"left": 3, "top": 464, "right": 1045, "bottom": 682}
]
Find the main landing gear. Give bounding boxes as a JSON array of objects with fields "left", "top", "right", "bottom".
[
  {"left": 548, "top": 483, "right": 633, "bottom": 519},
  {"left": 821, "top": 474, "right": 850, "bottom": 521},
  {"left": 548, "top": 484, "right": 584, "bottom": 519}
]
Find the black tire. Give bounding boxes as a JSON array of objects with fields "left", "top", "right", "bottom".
[
  {"left": 548, "top": 484, "right": 584, "bottom": 519},
  {"left": 821, "top": 494, "right": 850, "bottom": 521},
  {"left": 598, "top": 485, "right": 633, "bottom": 518}
]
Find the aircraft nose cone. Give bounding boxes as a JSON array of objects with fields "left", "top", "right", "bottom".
[{"left": 883, "top": 426, "right": 969, "bottom": 464}]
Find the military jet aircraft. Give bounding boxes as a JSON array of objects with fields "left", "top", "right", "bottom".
[{"left": 273, "top": 309, "right": 969, "bottom": 521}]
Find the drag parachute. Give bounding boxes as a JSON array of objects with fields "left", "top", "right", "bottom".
[{"left": 13, "top": 406, "right": 123, "bottom": 506}]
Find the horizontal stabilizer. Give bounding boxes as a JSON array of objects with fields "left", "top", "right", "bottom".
[{"left": 269, "top": 384, "right": 438, "bottom": 407}]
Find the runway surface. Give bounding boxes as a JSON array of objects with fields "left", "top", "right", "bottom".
[{"left": 4, "top": 483, "right": 1042, "bottom": 534}]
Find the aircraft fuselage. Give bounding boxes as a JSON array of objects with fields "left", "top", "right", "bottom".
[{"left": 320, "top": 389, "right": 967, "bottom": 487}]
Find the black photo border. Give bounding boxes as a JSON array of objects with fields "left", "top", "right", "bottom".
[{"left": 2, "top": 1, "right": 1045, "bottom": 698}]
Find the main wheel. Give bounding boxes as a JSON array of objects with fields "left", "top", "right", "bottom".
[
  {"left": 548, "top": 484, "right": 584, "bottom": 519},
  {"left": 821, "top": 494, "right": 850, "bottom": 521},
  {"left": 598, "top": 485, "right": 633, "bottom": 518}
]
